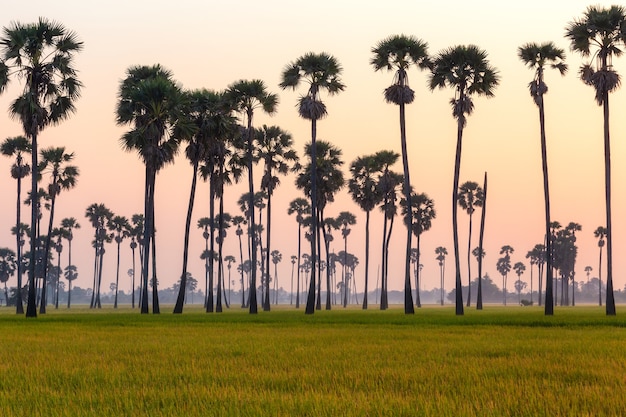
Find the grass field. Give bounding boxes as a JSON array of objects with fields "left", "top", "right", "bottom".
[{"left": 0, "top": 305, "right": 625, "bottom": 416}]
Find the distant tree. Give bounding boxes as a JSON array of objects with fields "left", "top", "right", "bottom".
[
  {"left": 0, "top": 248, "right": 16, "bottom": 305},
  {"left": 513, "top": 262, "right": 526, "bottom": 304},
  {"left": 336, "top": 211, "right": 356, "bottom": 308},
  {"left": 430, "top": 44, "right": 499, "bottom": 315},
  {"left": 497, "top": 246, "right": 514, "bottom": 305},
  {"left": 457, "top": 181, "right": 484, "bottom": 307},
  {"left": 594, "top": 226, "right": 607, "bottom": 307},
  {"left": 288, "top": 198, "right": 311, "bottom": 308},
  {"left": 526, "top": 244, "right": 546, "bottom": 306},
  {"left": 435, "top": 247, "right": 448, "bottom": 306},
  {"left": 108, "top": 215, "right": 130, "bottom": 308},
  {"left": 85, "top": 203, "right": 113, "bottom": 309}
]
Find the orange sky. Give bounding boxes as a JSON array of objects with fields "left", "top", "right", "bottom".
[{"left": 1, "top": 0, "right": 625, "bottom": 300}]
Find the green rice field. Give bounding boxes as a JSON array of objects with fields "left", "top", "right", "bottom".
[{"left": 1, "top": 305, "right": 625, "bottom": 416}]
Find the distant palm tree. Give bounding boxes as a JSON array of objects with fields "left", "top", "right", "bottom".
[
  {"left": 280, "top": 52, "right": 345, "bottom": 315},
  {"left": 1, "top": 136, "right": 31, "bottom": 314},
  {"left": 526, "top": 244, "right": 546, "bottom": 306},
  {"left": 231, "top": 215, "right": 247, "bottom": 308},
  {"left": 497, "top": 245, "right": 514, "bottom": 305},
  {"left": 475, "top": 172, "right": 488, "bottom": 310},
  {"left": 349, "top": 154, "right": 382, "bottom": 309},
  {"left": 271, "top": 250, "right": 282, "bottom": 304},
  {"left": 38, "top": 146, "right": 78, "bottom": 313},
  {"left": 518, "top": 41, "right": 567, "bottom": 315},
  {"left": 116, "top": 64, "right": 193, "bottom": 314},
  {"left": 108, "top": 215, "right": 130, "bottom": 308},
  {"left": 430, "top": 44, "right": 499, "bottom": 315},
  {"left": 1, "top": 18, "right": 83, "bottom": 317},
  {"left": 256, "top": 125, "right": 298, "bottom": 311},
  {"left": 336, "top": 211, "right": 356, "bottom": 308},
  {"left": 594, "top": 226, "right": 607, "bottom": 306},
  {"left": 128, "top": 214, "right": 143, "bottom": 308},
  {"left": 85, "top": 203, "right": 113, "bottom": 309},
  {"left": 457, "top": 181, "right": 484, "bottom": 307},
  {"left": 226, "top": 79, "right": 278, "bottom": 315},
  {"left": 287, "top": 198, "right": 311, "bottom": 309},
  {"left": 435, "top": 247, "right": 448, "bottom": 306},
  {"left": 289, "top": 255, "right": 297, "bottom": 305},
  {"left": 566, "top": 5, "right": 625, "bottom": 316},
  {"left": 513, "top": 262, "right": 526, "bottom": 304},
  {"left": 472, "top": 246, "right": 486, "bottom": 309},
  {"left": 371, "top": 34, "right": 431, "bottom": 314},
  {"left": 60, "top": 217, "right": 80, "bottom": 308},
  {"left": 0, "top": 248, "right": 16, "bottom": 306}
]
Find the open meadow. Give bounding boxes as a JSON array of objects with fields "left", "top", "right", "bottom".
[{"left": 1, "top": 305, "right": 625, "bottom": 416}]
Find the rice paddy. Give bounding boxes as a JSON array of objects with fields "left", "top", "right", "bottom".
[{"left": 0, "top": 305, "right": 624, "bottom": 416}]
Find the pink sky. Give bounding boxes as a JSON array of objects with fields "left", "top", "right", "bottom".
[{"left": 1, "top": 0, "right": 625, "bottom": 300}]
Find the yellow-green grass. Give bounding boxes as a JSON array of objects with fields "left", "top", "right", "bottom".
[{"left": 1, "top": 305, "right": 625, "bottom": 416}]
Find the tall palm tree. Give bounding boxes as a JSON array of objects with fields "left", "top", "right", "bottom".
[
  {"left": 280, "top": 52, "right": 345, "bottom": 315},
  {"left": 594, "top": 226, "right": 607, "bottom": 306},
  {"left": 402, "top": 192, "right": 436, "bottom": 308},
  {"left": 336, "top": 211, "right": 356, "bottom": 308},
  {"left": 429, "top": 45, "right": 499, "bottom": 315},
  {"left": 108, "top": 215, "right": 130, "bottom": 308},
  {"left": 518, "top": 41, "right": 567, "bottom": 314},
  {"left": 371, "top": 34, "right": 430, "bottom": 314},
  {"left": 296, "top": 140, "right": 345, "bottom": 310},
  {"left": 1, "top": 135, "right": 31, "bottom": 314},
  {"left": 475, "top": 171, "right": 488, "bottom": 310},
  {"left": 38, "top": 146, "right": 78, "bottom": 313},
  {"left": 435, "top": 246, "right": 448, "bottom": 306},
  {"left": 225, "top": 80, "right": 277, "bottom": 314},
  {"left": 116, "top": 64, "right": 193, "bottom": 314},
  {"left": 1, "top": 18, "right": 83, "bottom": 317},
  {"left": 60, "top": 217, "right": 80, "bottom": 309},
  {"left": 256, "top": 125, "right": 298, "bottom": 311},
  {"left": 287, "top": 198, "right": 311, "bottom": 309},
  {"left": 349, "top": 154, "right": 382, "bottom": 309},
  {"left": 566, "top": 5, "right": 625, "bottom": 315},
  {"left": 457, "top": 180, "right": 484, "bottom": 307}
]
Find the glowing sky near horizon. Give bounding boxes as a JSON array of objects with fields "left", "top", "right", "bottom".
[{"left": 1, "top": 0, "right": 625, "bottom": 300}]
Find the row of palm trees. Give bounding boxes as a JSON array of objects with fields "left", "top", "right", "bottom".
[{"left": 1, "top": 5, "right": 622, "bottom": 317}]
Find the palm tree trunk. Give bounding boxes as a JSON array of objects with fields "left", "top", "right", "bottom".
[
  {"left": 416, "top": 232, "right": 422, "bottom": 308},
  {"left": 114, "top": 240, "right": 121, "bottom": 308},
  {"left": 477, "top": 172, "right": 487, "bottom": 310},
  {"left": 538, "top": 97, "right": 554, "bottom": 315},
  {"left": 174, "top": 161, "right": 199, "bottom": 314},
  {"left": 131, "top": 245, "right": 136, "bottom": 309},
  {"left": 362, "top": 210, "right": 370, "bottom": 309},
  {"left": 603, "top": 92, "right": 615, "bottom": 315},
  {"left": 15, "top": 173, "right": 24, "bottom": 314},
  {"left": 380, "top": 202, "right": 388, "bottom": 310},
  {"left": 305, "top": 118, "right": 318, "bottom": 315},
  {"left": 26, "top": 132, "right": 38, "bottom": 318},
  {"left": 315, "top": 210, "right": 322, "bottom": 311},
  {"left": 599, "top": 246, "right": 603, "bottom": 306},
  {"left": 140, "top": 167, "right": 154, "bottom": 314},
  {"left": 151, "top": 224, "right": 160, "bottom": 314},
  {"left": 466, "top": 212, "right": 473, "bottom": 307},
  {"left": 216, "top": 186, "right": 226, "bottom": 313},
  {"left": 399, "top": 102, "right": 414, "bottom": 314},
  {"left": 452, "top": 118, "right": 464, "bottom": 315},
  {"left": 40, "top": 191, "right": 58, "bottom": 314},
  {"left": 246, "top": 118, "right": 258, "bottom": 314},
  {"left": 264, "top": 190, "right": 272, "bottom": 311},
  {"left": 67, "top": 239, "right": 73, "bottom": 309},
  {"left": 207, "top": 169, "right": 216, "bottom": 313},
  {"left": 296, "top": 223, "right": 301, "bottom": 308}
]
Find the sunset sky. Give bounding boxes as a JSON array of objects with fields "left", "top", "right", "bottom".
[{"left": 1, "top": 0, "right": 625, "bottom": 301}]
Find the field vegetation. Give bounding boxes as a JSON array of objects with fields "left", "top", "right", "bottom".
[{"left": 1, "top": 306, "right": 625, "bottom": 416}]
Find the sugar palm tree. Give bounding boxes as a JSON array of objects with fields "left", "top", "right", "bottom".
[
  {"left": 429, "top": 44, "right": 499, "bottom": 315},
  {"left": 225, "top": 79, "right": 277, "bottom": 314},
  {"left": 472, "top": 246, "right": 486, "bottom": 309},
  {"left": 475, "top": 172, "right": 488, "bottom": 310},
  {"left": 457, "top": 180, "right": 484, "bottom": 307},
  {"left": 38, "top": 146, "right": 78, "bottom": 313},
  {"left": 566, "top": 6, "right": 626, "bottom": 315},
  {"left": 116, "top": 64, "right": 193, "bottom": 314},
  {"left": 497, "top": 245, "right": 514, "bottom": 306},
  {"left": 526, "top": 244, "right": 545, "bottom": 306},
  {"left": 336, "top": 211, "right": 356, "bottom": 308},
  {"left": 513, "top": 262, "right": 526, "bottom": 304},
  {"left": 60, "top": 217, "right": 80, "bottom": 308},
  {"left": 349, "top": 154, "right": 382, "bottom": 309},
  {"left": 271, "top": 250, "right": 282, "bottom": 304},
  {"left": 0, "top": 248, "right": 16, "bottom": 306},
  {"left": 1, "top": 18, "right": 83, "bottom": 317},
  {"left": 85, "top": 203, "right": 113, "bottom": 309},
  {"left": 435, "top": 246, "right": 448, "bottom": 306},
  {"left": 402, "top": 192, "right": 436, "bottom": 308},
  {"left": 128, "top": 214, "right": 143, "bottom": 308},
  {"left": 108, "top": 215, "right": 130, "bottom": 308},
  {"left": 231, "top": 215, "right": 247, "bottom": 307},
  {"left": 518, "top": 41, "right": 567, "bottom": 315},
  {"left": 256, "top": 125, "right": 298, "bottom": 311},
  {"left": 1, "top": 135, "right": 31, "bottom": 314},
  {"left": 280, "top": 52, "right": 345, "bottom": 315},
  {"left": 594, "top": 226, "right": 607, "bottom": 307},
  {"left": 289, "top": 255, "right": 297, "bottom": 305},
  {"left": 287, "top": 198, "right": 311, "bottom": 309},
  {"left": 371, "top": 34, "right": 431, "bottom": 314}
]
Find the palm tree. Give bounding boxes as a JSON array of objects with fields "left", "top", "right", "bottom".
[
  {"left": 1, "top": 18, "right": 83, "bottom": 317},
  {"left": 526, "top": 244, "right": 546, "bottom": 306},
  {"left": 116, "top": 64, "right": 193, "bottom": 314},
  {"left": 0, "top": 248, "right": 16, "bottom": 306},
  {"left": 108, "top": 215, "right": 130, "bottom": 308},
  {"left": 435, "top": 247, "right": 448, "bottom": 306},
  {"left": 457, "top": 180, "right": 484, "bottom": 307},
  {"left": 472, "top": 246, "right": 486, "bottom": 309},
  {"left": 594, "top": 226, "right": 607, "bottom": 306},
  {"left": 128, "top": 214, "right": 143, "bottom": 308},
  {"left": 518, "top": 41, "right": 567, "bottom": 315},
  {"left": 287, "top": 198, "right": 311, "bottom": 309},
  {"left": 296, "top": 140, "right": 345, "bottom": 310},
  {"left": 430, "top": 44, "right": 499, "bottom": 315},
  {"left": 270, "top": 250, "right": 282, "bottom": 304},
  {"left": 371, "top": 34, "right": 431, "bottom": 314},
  {"left": 349, "top": 154, "right": 382, "bottom": 309},
  {"left": 475, "top": 171, "right": 488, "bottom": 310},
  {"left": 60, "top": 217, "right": 80, "bottom": 309},
  {"left": 513, "top": 262, "right": 526, "bottom": 304},
  {"left": 225, "top": 80, "right": 277, "bottom": 315},
  {"left": 497, "top": 245, "right": 514, "bottom": 305},
  {"left": 402, "top": 192, "right": 436, "bottom": 308},
  {"left": 566, "top": 5, "right": 626, "bottom": 315},
  {"left": 565, "top": 222, "right": 581, "bottom": 306},
  {"left": 256, "top": 125, "right": 298, "bottom": 311},
  {"left": 51, "top": 227, "right": 67, "bottom": 308},
  {"left": 336, "top": 211, "right": 356, "bottom": 308},
  {"left": 85, "top": 203, "right": 113, "bottom": 309},
  {"left": 38, "top": 146, "right": 78, "bottom": 313},
  {"left": 231, "top": 215, "right": 247, "bottom": 307},
  {"left": 289, "top": 255, "right": 297, "bottom": 305},
  {"left": 280, "top": 52, "right": 345, "bottom": 315},
  {"left": 1, "top": 135, "right": 31, "bottom": 314}
]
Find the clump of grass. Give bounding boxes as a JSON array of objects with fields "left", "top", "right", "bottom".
[{"left": 0, "top": 305, "right": 624, "bottom": 416}]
